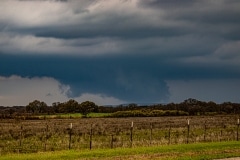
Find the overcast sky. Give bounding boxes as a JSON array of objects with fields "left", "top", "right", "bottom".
[{"left": 1, "top": 0, "right": 240, "bottom": 106}]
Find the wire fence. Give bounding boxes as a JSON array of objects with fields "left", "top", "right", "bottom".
[{"left": 0, "top": 116, "right": 239, "bottom": 154}]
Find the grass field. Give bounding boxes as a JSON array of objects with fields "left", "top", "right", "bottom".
[{"left": 0, "top": 141, "right": 240, "bottom": 160}]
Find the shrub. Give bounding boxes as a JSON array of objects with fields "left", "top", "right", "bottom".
[{"left": 111, "top": 110, "right": 188, "bottom": 118}]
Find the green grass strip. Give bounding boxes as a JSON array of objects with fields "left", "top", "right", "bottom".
[
  {"left": 1, "top": 141, "right": 240, "bottom": 160},
  {"left": 34, "top": 113, "right": 111, "bottom": 119}
]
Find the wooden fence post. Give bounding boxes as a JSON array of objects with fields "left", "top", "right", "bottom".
[
  {"left": 150, "top": 123, "right": 153, "bottom": 145},
  {"left": 90, "top": 124, "right": 93, "bottom": 150},
  {"left": 187, "top": 119, "right": 190, "bottom": 144},
  {"left": 220, "top": 122, "right": 224, "bottom": 142},
  {"left": 19, "top": 125, "right": 23, "bottom": 147},
  {"left": 111, "top": 134, "right": 114, "bottom": 149},
  {"left": 204, "top": 121, "right": 207, "bottom": 142},
  {"left": 45, "top": 124, "right": 48, "bottom": 151},
  {"left": 69, "top": 123, "right": 72, "bottom": 150},
  {"left": 168, "top": 125, "right": 171, "bottom": 145},
  {"left": 237, "top": 119, "right": 239, "bottom": 141},
  {"left": 130, "top": 121, "right": 133, "bottom": 147}
]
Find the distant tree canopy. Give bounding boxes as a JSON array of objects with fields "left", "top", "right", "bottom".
[
  {"left": 1, "top": 98, "right": 240, "bottom": 118},
  {"left": 24, "top": 98, "right": 240, "bottom": 116},
  {"left": 26, "top": 100, "right": 47, "bottom": 114},
  {"left": 78, "top": 101, "right": 98, "bottom": 116},
  {"left": 51, "top": 99, "right": 98, "bottom": 116}
]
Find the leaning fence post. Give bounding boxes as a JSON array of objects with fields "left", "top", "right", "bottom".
[
  {"left": 130, "top": 121, "right": 133, "bottom": 147},
  {"left": 187, "top": 119, "right": 190, "bottom": 144},
  {"left": 237, "top": 119, "right": 239, "bottom": 141},
  {"left": 69, "top": 123, "right": 72, "bottom": 149}
]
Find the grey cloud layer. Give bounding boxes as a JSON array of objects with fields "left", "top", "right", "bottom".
[{"left": 1, "top": 0, "right": 239, "bottom": 57}]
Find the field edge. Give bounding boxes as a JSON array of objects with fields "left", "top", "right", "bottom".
[{"left": 1, "top": 141, "right": 240, "bottom": 160}]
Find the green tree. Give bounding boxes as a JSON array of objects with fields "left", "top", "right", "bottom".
[
  {"left": 78, "top": 101, "right": 98, "bottom": 117},
  {"left": 26, "top": 100, "right": 48, "bottom": 114},
  {"left": 52, "top": 102, "right": 60, "bottom": 113},
  {"left": 65, "top": 99, "right": 78, "bottom": 113}
]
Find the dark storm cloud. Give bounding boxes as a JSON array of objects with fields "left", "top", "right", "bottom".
[
  {"left": 138, "top": 0, "right": 196, "bottom": 8},
  {"left": 33, "top": 25, "right": 187, "bottom": 39},
  {"left": 0, "top": 54, "right": 170, "bottom": 102},
  {"left": 1, "top": 51, "right": 240, "bottom": 102},
  {"left": 8, "top": 10, "right": 185, "bottom": 40}
]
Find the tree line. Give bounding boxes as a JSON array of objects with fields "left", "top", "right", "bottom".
[
  {"left": 0, "top": 98, "right": 240, "bottom": 118},
  {"left": 26, "top": 99, "right": 98, "bottom": 117}
]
